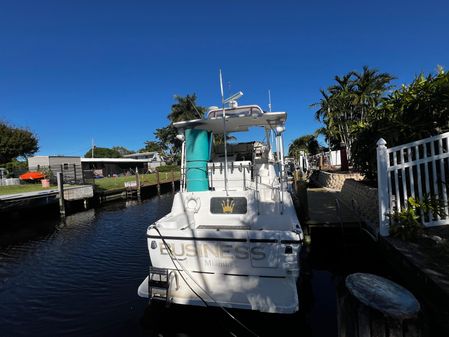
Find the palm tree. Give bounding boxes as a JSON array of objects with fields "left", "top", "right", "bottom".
[
  {"left": 168, "top": 94, "right": 205, "bottom": 122},
  {"left": 311, "top": 67, "right": 394, "bottom": 158},
  {"left": 352, "top": 66, "right": 395, "bottom": 122}
]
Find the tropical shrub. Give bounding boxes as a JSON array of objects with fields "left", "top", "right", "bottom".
[
  {"left": 389, "top": 196, "right": 447, "bottom": 241},
  {"left": 349, "top": 68, "right": 449, "bottom": 181}
]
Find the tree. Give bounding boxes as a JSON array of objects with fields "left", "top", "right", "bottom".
[
  {"left": 0, "top": 122, "right": 39, "bottom": 164},
  {"left": 154, "top": 93, "right": 206, "bottom": 163},
  {"left": 84, "top": 147, "right": 121, "bottom": 158},
  {"left": 312, "top": 66, "right": 394, "bottom": 156},
  {"left": 139, "top": 141, "right": 162, "bottom": 153},
  {"left": 351, "top": 67, "right": 449, "bottom": 180},
  {"left": 111, "top": 146, "right": 133, "bottom": 156},
  {"left": 168, "top": 94, "right": 205, "bottom": 122},
  {"left": 288, "top": 135, "right": 320, "bottom": 158},
  {"left": 154, "top": 125, "right": 180, "bottom": 163}
]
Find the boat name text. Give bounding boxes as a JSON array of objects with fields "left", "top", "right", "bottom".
[{"left": 160, "top": 242, "right": 266, "bottom": 260}]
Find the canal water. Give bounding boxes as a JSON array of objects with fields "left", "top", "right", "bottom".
[{"left": 0, "top": 193, "right": 385, "bottom": 337}]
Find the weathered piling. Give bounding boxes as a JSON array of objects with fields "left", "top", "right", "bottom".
[
  {"left": 57, "top": 172, "right": 66, "bottom": 217},
  {"left": 293, "top": 171, "right": 309, "bottom": 223},
  {"left": 135, "top": 167, "right": 141, "bottom": 198},
  {"left": 171, "top": 170, "right": 175, "bottom": 192},
  {"left": 156, "top": 171, "right": 161, "bottom": 195},
  {"left": 338, "top": 273, "right": 421, "bottom": 337}
]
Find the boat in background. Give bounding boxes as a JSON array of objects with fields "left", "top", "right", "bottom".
[{"left": 138, "top": 92, "right": 303, "bottom": 314}]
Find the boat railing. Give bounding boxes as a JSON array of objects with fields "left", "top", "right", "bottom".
[{"left": 180, "top": 163, "right": 287, "bottom": 214}]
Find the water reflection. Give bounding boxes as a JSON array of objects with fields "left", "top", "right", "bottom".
[{"left": 0, "top": 194, "right": 383, "bottom": 337}]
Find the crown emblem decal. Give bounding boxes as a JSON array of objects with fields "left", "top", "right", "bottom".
[{"left": 221, "top": 198, "right": 235, "bottom": 213}]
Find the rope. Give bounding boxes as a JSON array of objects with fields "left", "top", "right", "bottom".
[{"left": 152, "top": 226, "right": 259, "bottom": 337}]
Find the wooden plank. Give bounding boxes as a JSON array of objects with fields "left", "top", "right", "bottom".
[
  {"left": 387, "top": 319, "right": 403, "bottom": 337},
  {"left": 357, "top": 303, "right": 371, "bottom": 337}
]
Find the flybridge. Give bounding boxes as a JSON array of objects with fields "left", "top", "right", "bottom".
[
  {"left": 207, "top": 105, "right": 264, "bottom": 119},
  {"left": 173, "top": 106, "right": 286, "bottom": 134}
]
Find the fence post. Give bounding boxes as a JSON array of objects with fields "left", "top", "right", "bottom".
[
  {"left": 377, "top": 138, "right": 389, "bottom": 237},
  {"left": 73, "top": 163, "right": 77, "bottom": 183}
]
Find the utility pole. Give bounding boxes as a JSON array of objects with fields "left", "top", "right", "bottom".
[{"left": 91, "top": 138, "right": 95, "bottom": 158}]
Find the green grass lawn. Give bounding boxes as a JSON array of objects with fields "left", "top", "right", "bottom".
[
  {"left": 0, "top": 172, "right": 181, "bottom": 195},
  {"left": 94, "top": 171, "right": 180, "bottom": 191},
  {"left": 0, "top": 184, "right": 58, "bottom": 195}
]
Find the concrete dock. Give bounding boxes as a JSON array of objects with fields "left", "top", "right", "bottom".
[
  {"left": 306, "top": 187, "right": 359, "bottom": 227},
  {"left": 0, "top": 185, "right": 94, "bottom": 212}
]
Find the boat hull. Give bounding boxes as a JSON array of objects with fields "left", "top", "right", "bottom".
[
  {"left": 138, "top": 227, "right": 301, "bottom": 313},
  {"left": 138, "top": 271, "right": 299, "bottom": 313}
]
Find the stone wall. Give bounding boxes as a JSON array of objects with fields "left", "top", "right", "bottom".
[
  {"left": 339, "top": 179, "right": 379, "bottom": 227},
  {"left": 311, "top": 170, "right": 364, "bottom": 190}
]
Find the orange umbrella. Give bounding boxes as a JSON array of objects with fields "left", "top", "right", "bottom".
[{"left": 19, "top": 171, "right": 46, "bottom": 180}]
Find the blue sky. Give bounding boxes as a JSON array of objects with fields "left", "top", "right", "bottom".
[{"left": 1, "top": 0, "right": 448, "bottom": 156}]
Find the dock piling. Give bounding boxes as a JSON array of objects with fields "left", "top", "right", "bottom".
[
  {"left": 135, "top": 167, "right": 141, "bottom": 198},
  {"left": 171, "top": 170, "right": 175, "bottom": 192},
  {"left": 57, "top": 172, "right": 66, "bottom": 217},
  {"left": 156, "top": 170, "right": 160, "bottom": 195},
  {"left": 339, "top": 273, "right": 421, "bottom": 337}
]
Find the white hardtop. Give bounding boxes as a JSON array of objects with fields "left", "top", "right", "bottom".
[{"left": 173, "top": 105, "right": 286, "bottom": 134}]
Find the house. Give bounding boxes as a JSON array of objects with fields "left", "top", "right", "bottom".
[
  {"left": 123, "top": 152, "right": 165, "bottom": 169},
  {"left": 27, "top": 156, "right": 83, "bottom": 183},
  {"left": 27, "top": 152, "right": 166, "bottom": 181},
  {"left": 80, "top": 157, "right": 148, "bottom": 177}
]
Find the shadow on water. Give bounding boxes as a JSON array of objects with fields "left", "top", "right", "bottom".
[
  {"left": 0, "top": 193, "right": 388, "bottom": 337},
  {"left": 138, "top": 228, "right": 386, "bottom": 337},
  {"left": 140, "top": 301, "right": 312, "bottom": 337},
  {"left": 0, "top": 204, "right": 61, "bottom": 246}
]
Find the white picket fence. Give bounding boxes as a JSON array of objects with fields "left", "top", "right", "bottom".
[{"left": 377, "top": 132, "right": 449, "bottom": 236}]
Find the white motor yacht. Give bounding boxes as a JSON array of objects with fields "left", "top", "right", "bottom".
[{"left": 138, "top": 98, "right": 303, "bottom": 314}]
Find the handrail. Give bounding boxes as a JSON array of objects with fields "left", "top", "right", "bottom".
[{"left": 181, "top": 162, "right": 286, "bottom": 214}]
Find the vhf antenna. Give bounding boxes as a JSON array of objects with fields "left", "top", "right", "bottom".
[
  {"left": 219, "top": 69, "right": 229, "bottom": 196},
  {"left": 268, "top": 89, "right": 272, "bottom": 112}
]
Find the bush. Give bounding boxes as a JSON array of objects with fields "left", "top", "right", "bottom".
[
  {"left": 388, "top": 196, "right": 447, "bottom": 241},
  {"left": 156, "top": 165, "right": 180, "bottom": 172}
]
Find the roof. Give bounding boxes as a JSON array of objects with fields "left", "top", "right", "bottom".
[
  {"left": 173, "top": 105, "right": 286, "bottom": 133},
  {"left": 81, "top": 158, "right": 150, "bottom": 163},
  {"left": 29, "top": 155, "right": 80, "bottom": 159},
  {"left": 123, "top": 152, "right": 158, "bottom": 158}
]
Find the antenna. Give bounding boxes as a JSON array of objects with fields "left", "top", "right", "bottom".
[
  {"left": 268, "top": 89, "right": 272, "bottom": 112},
  {"left": 186, "top": 96, "right": 203, "bottom": 119},
  {"left": 224, "top": 91, "right": 244, "bottom": 105},
  {"left": 219, "top": 69, "right": 229, "bottom": 196}
]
